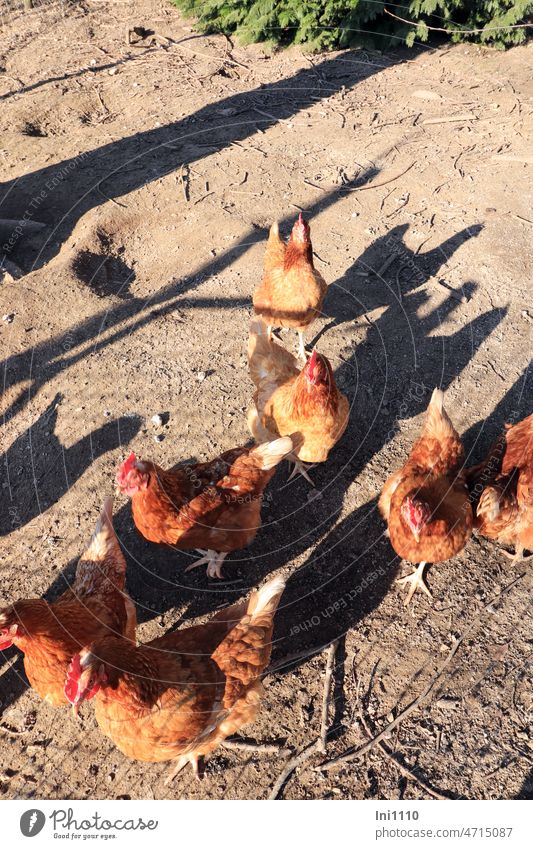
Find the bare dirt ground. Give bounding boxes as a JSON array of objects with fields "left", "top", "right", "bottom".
[{"left": 0, "top": 0, "right": 532, "bottom": 802}]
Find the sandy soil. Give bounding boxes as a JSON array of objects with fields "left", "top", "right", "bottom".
[{"left": 0, "top": 0, "right": 532, "bottom": 801}]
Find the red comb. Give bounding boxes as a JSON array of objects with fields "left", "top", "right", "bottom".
[
  {"left": 116, "top": 452, "right": 137, "bottom": 484},
  {"left": 123, "top": 452, "right": 137, "bottom": 472},
  {"left": 64, "top": 653, "right": 82, "bottom": 704},
  {"left": 307, "top": 349, "right": 318, "bottom": 369}
]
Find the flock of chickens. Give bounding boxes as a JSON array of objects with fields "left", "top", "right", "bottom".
[{"left": 1, "top": 214, "right": 531, "bottom": 785}]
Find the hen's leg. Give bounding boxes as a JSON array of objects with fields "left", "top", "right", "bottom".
[
  {"left": 185, "top": 549, "right": 228, "bottom": 578},
  {"left": 287, "top": 457, "right": 316, "bottom": 486},
  {"left": 297, "top": 331, "right": 306, "bottom": 361},
  {"left": 396, "top": 562, "right": 432, "bottom": 605},
  {"left": 164, "top": 753, "right": 200, "bottom": 785}
]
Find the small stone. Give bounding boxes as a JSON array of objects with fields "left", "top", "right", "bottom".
[
  {"left": 151, "top": 414, "right": 163, "bottom": 427},
  {"left": 2, "top": 313, "right": 14, "bottom": 323},
  {"left": 154, "top": 434, "right": 164, "bottom": 443},
  {"left": 90, "top": 59, "right": 97, "bottom": 66},
  {"left": 108, "top": 67, "right": 118, "bottom": 76},
  {"left": 103, "top": 410, "right": 111, "bottom": 418},
  {"left": 197, "top": 371, "right": 206, "bottom": 382}
]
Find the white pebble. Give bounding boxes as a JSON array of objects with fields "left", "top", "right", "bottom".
[
  {"left": 103, "top": 410, "right": 111, "bottom": 418},
  {"left": 154, "top": 434, "right": 164, "bottom": 443},
  {"left": 151, "top": 414, "right": 163, "bottom": 427},
  {"left": 197, "top": 371, "right": 206, "bottom": 382},
  {"left": 2, "top": 313, "right": 14, "bottom": 323}
]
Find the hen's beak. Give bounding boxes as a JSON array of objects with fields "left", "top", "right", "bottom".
[
  {"left": 71, "top": 703, "right": 80, "bottom": 719},
  {"left": 413, "top": 530, "right": 420, "bottom": 544}
]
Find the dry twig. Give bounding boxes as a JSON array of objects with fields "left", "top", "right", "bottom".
[
  {"left": 268, "top": 740, "right": 321, "bottom": 800},
  {"left": 268, "top": 641, "right": 339, "bottom": 798},
  {"left": 222, "top": 739, "right": 291, "bottom": 756},
  {"left": 317, "top": 574, "right": 525, "bottom": 772},
  {"left": 319, "top": 641, "right": 339, "bottom": 754},
  {"left": 354, "top": 669, "right": 449, "bottom": 800}
]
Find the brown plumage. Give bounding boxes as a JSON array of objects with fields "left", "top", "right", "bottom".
[
  {"left": 253, "top": 214, "right": 327, "bottom": 359},
  {"left": 116, "top": 437, "right": 293, "bottom": 577},
  {"left": 0, "top": 498, "right": 136, "bottom": 706},
  {"left": 466, "top": 413, "right": 533, "bottom": 561},
  {"left": 379, "top": 388, "right": 473, "bottom": 604},
  {"left": 247, "top": 318, "right": 349, "bottom": 481},
  {"left": 65, "top": 575, "right": 286, "bottom": 779}
]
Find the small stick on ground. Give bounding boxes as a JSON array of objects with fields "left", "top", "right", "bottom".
[
  {"left": 374, "top": 254, "right": 397, "bottom": 278},
  {"left": 268, "top": 641, "right": 339, "bottom": 798},
  {"left": 355, "top": 670, "right": 449, "bottom": 800},
  {"left": 319, "top": 640, "right": 339, "bottom": 754},
  {"left": 317, "top": 574, "right": 525, "bottom": 772},
  {"left": 267, "top": 740, "right": 321, "bottom": 800},
  {"left": 422, "top": 115, "right": 476, "bottom": 125},
  {"left": 179, "top": 164, "right": 190, "bottom": 202},
  {"left": 340, "top": 161, "right": 415, "bottom": 193},
  {"left": 222, "top": 739, "right": 291, "bottom": 755}
]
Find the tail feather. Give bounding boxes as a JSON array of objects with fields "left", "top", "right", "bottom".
[
  {"left": 247, "top": 575, "right": 286, "bottom": 619},
  {"left": 423, "top": 387, "right": 459, "bottom": 441},
  {"left": 250, "top": 436, "right": 293, "bottom": 470},
  {"left": 81, "top": 497, "right": 121, "bottom": 562},
  {"left": 247, "top": 317, "right": 273, "bottom": 389},
  {"left": 476, "top": 486, "right": 501, "bottom": 522},
  {"left": 75, "top": 497, "right": 127, "bottom": 589}
]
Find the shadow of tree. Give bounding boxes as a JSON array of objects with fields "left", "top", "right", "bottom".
[{"left": 0, "top": 48, "right": 407, "bottom": 268}]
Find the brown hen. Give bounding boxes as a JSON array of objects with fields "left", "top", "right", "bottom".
[
  {"left": 247, "top": 318, "right": 349, "bottom": 483},
  {"left": 0, "top": 498, "right": 136, "bottom": 705},
  {"left": 253, "top": 213, "right": 327, "bottom": 359},
  {"left": 65, "top": 575, "right": 285, "bottom": 780},
  {"left": 116, "top": 437, "right": 293, "bottom": 578},
  {"left": 467, "top": 413, "right": 532, "bottom": 562},
  {"left": 379, "top": 388, "right": 473, "bottom": 604}
]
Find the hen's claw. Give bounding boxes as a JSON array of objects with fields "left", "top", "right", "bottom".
[
  {"left": 396, "top": 562, "right": 432, "bottom": 606},
  {"left": 500, "top": 546, "right": 533, "bottom": 564},
  {"left": 165, "top": 753, "right": 200, "bottom": 784},
  {"left": 185, "top": 549, "right": 228, "bottom": 579},
  {"left": 287, "top": 459, "right": 316, "bottom": 486}
]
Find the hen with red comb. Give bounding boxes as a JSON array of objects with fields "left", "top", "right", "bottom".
[
  {"left": 247, "top": 318, "right": 348, "bottom": 485},
  {"left": 0, "top": 498, "right": 135, "bottom": 705},
  {"left": 115, "top": 436, "right": 294, "bottom": 578},
  {"left": 253, "top": 212, "right": 327, "bottom": 360},
  {"left": 379, "top": 388, "right": 473, "bottom": 605}
]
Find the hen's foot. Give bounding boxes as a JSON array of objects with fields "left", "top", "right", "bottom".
[
  {"left": 185, "top": 549, "right": 228, "bottom": 579},
  {"left": 396, "top": 562, "right": 432, "bottom": 606},
  {"left": 164, "top": 753, "right": 200, "bottom": 785},
  {"left": 500, "top": 546, "right": 533, "bottom": 564},
  {"left": 287, "top": 458, "right": 316, "bottom": 486}
]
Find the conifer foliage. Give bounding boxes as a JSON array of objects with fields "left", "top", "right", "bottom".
[{"left": 172, "top": 1, "right": 532, "bottom": 50}]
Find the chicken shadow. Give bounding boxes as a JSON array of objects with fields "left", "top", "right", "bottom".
[{"left": 1, "top": 394, "right": 142, "bottom": 536}]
